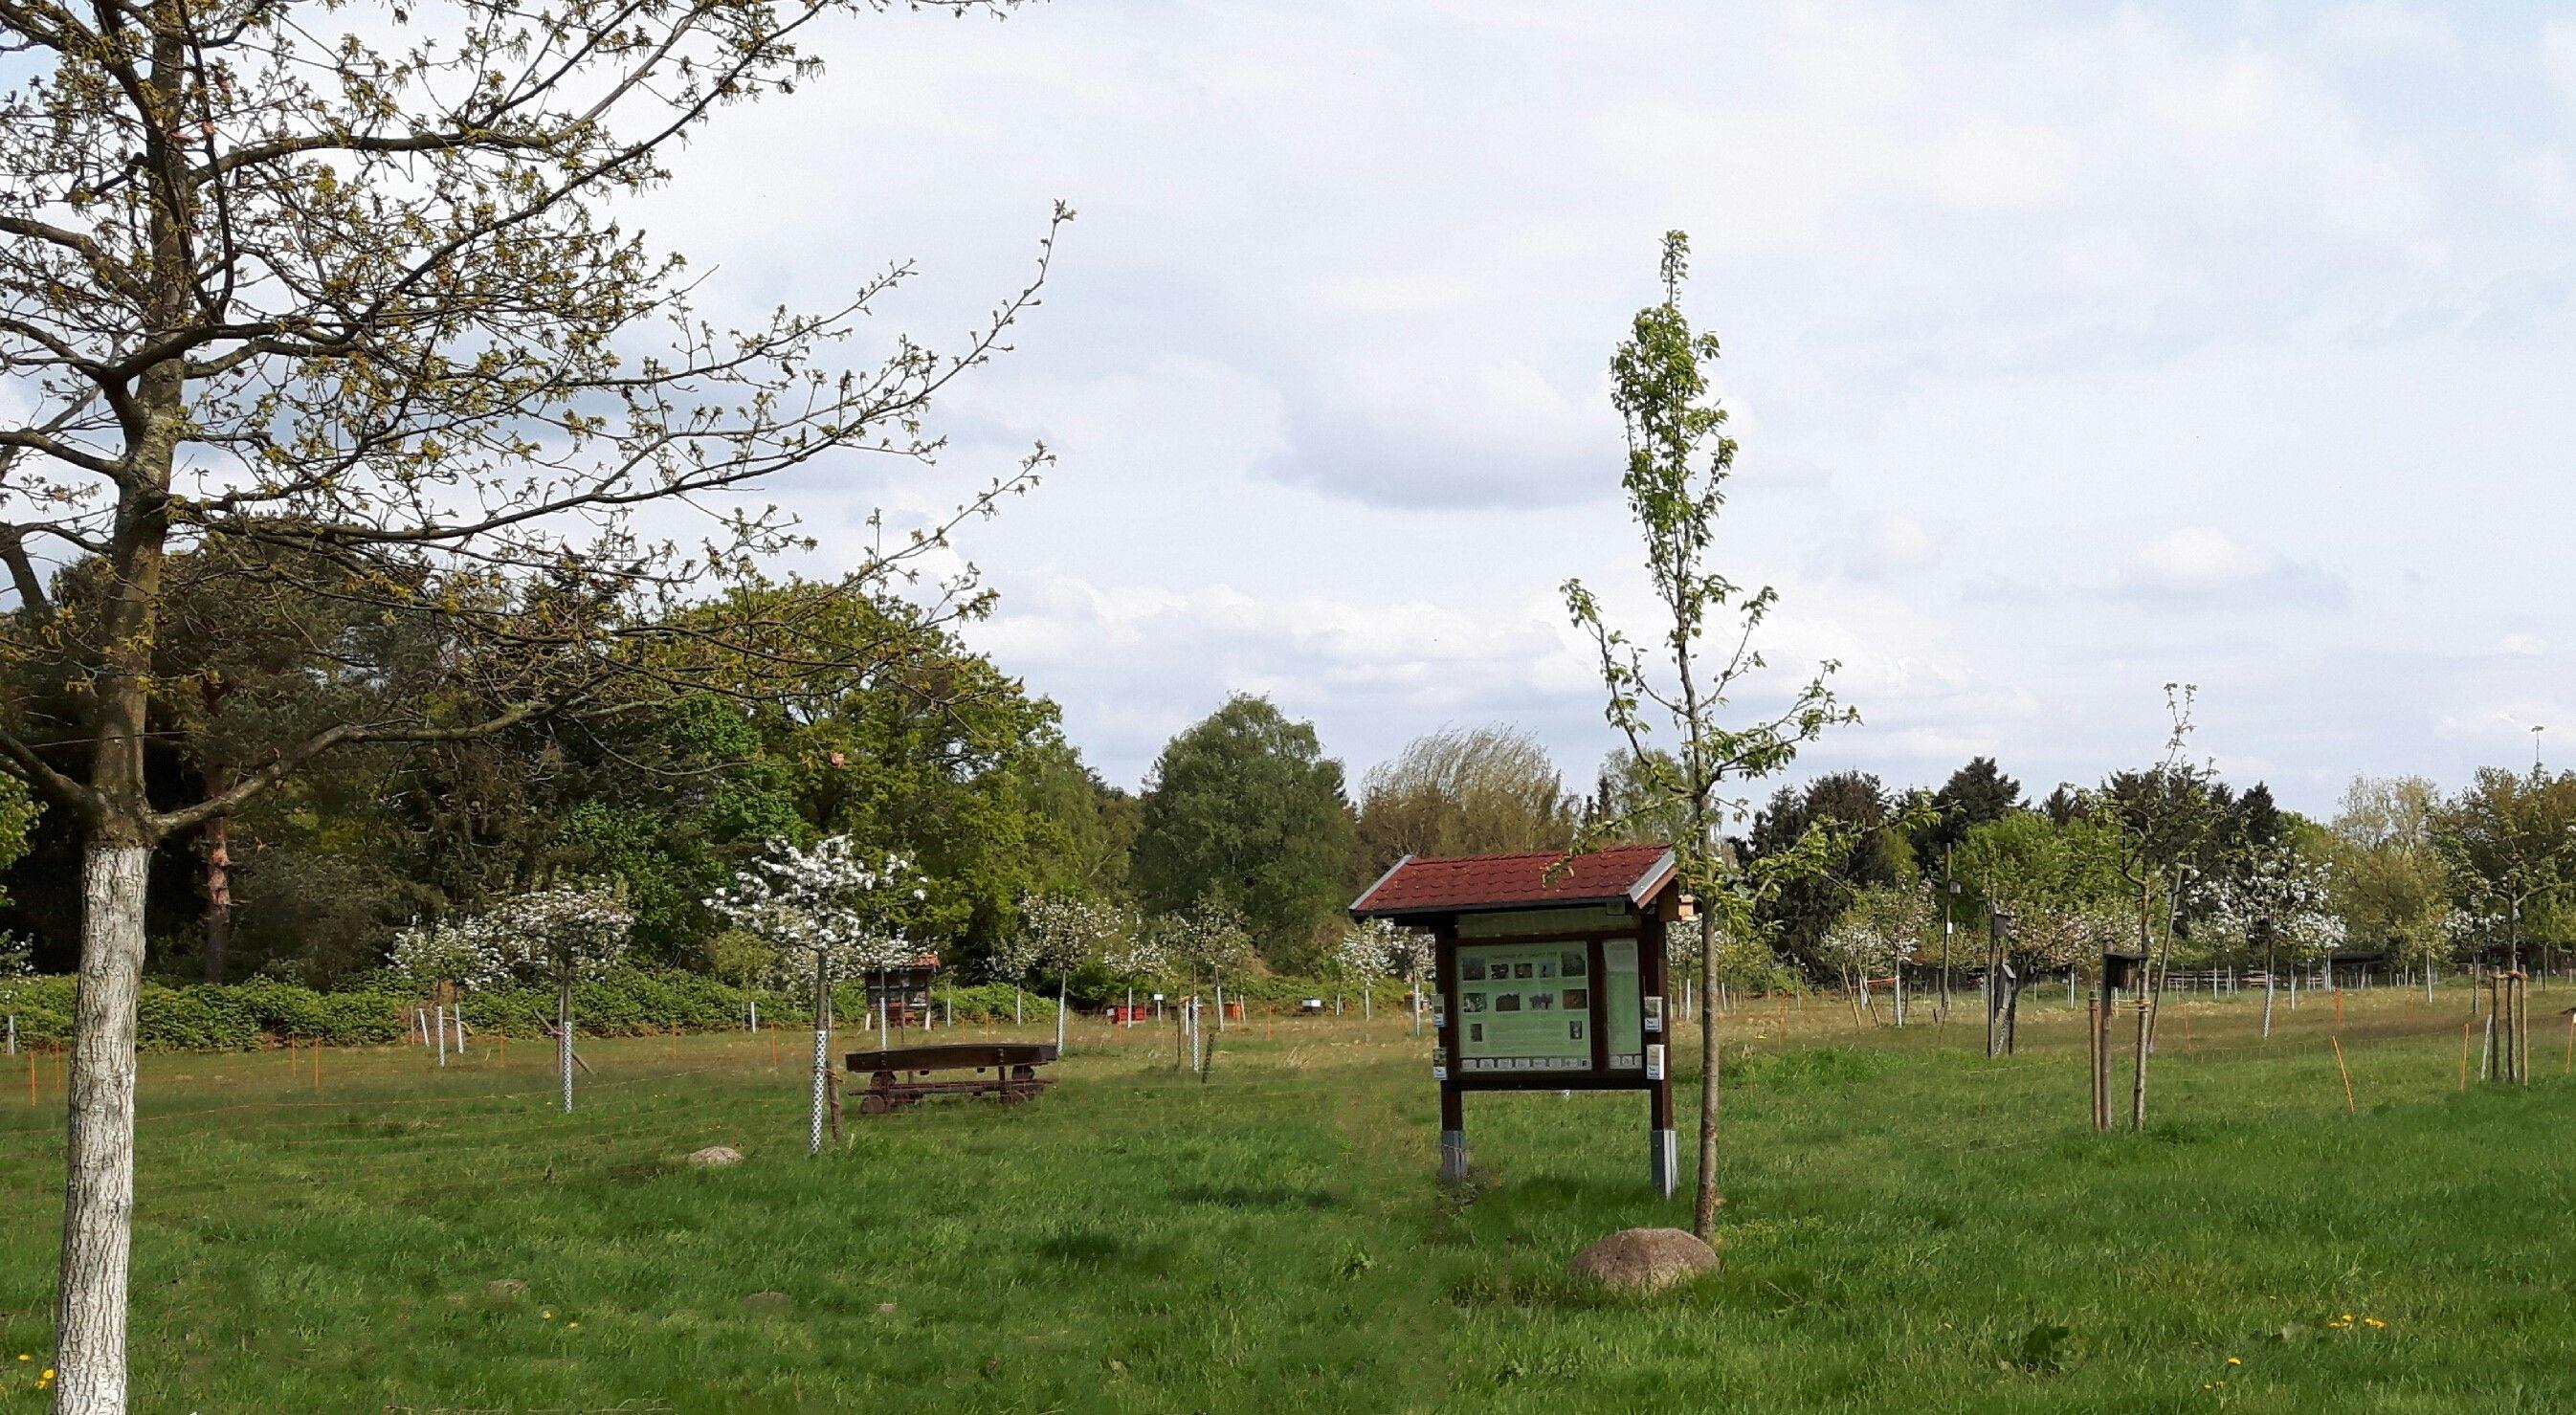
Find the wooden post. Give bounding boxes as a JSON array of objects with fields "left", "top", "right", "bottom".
[
  {"left": 26, "top": 1047, "right": 35, "bottom": 1107},
  {"left": 2085, "top": 990, "right": 2101, "bottom": 1131},
  {"left": 1433, "top": 921, "right": 1466, "bottom": 1189},
  {"left": 311, "top": 1036, "right": 320, "bottom": 1093},
  {"left": 2331, "top": 1035, "right": 2355, "bottom": 1115}
]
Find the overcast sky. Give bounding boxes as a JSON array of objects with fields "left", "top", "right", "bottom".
[{"left": 642, "top": 0, "right": 2576, "bottom": 818}]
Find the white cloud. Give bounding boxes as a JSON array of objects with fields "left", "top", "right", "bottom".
[
  {"left": 2135, "top": 527, "right": 2275, "bottom": 588},
  {"left": 2545, "top": 21, "right": 2576, "bottom": 105},
  {"left": 626, "top": 0, "right": 2576, "bottom": 806}
]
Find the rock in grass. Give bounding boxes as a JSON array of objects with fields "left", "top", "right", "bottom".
[
  {"left": 742, "top": 1292, "right": 794, "bottom": 1317},
  {"left": 687, "top": 1145, "right": 744, "bottom": 1167},
  {"left": 1566, "top": 1227, "right": 1719, "bottom": 1292}
]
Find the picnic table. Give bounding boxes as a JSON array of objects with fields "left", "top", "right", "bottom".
[{"left": 845, "top": 1042, "right": 1058, "bottom": 1115}]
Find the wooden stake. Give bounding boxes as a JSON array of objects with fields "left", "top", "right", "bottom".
[
  {"left": 2332, "top": 1035, "right": 2355, "bottom": 1115},
  {"left": 2333, "top": 987, "right": 2343, "bottom": 1033},
  {"left": 25, "top": 1047, "right": 34, "bottom": 1106},
  {"left": 311, "top": 1036, "right": 321, "bottom": 1093}
]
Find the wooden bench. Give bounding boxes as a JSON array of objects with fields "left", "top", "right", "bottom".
[{"left": 845, "top": 1042, "right": 1058, "bottom": 1115}]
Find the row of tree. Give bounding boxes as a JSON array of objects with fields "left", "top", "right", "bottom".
[{"left": 1793, "top": 752, "right": 2576, "bottom": 995}]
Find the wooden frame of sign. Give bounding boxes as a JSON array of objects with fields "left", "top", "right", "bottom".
[{"left": 1350, "top": 846, "right": 1681, "bottom": 1198}]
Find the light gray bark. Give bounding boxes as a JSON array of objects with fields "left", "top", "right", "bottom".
[{"left": 56, "top": 843, "right": 151, "bottom": 1415}]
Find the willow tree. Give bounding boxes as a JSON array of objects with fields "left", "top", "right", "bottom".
[
  {"left": 0, "top": 0, "right": 1059, "bottom": 1404},
  {"left": 1564, "top": 232, "right": 1853, "bottom": 1242}
]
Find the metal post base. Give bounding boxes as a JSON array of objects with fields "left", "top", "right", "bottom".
[
  {"left": 1650, "top": 1128, "right": 1677, "bottom": 1199},
  {"left": 1439, "top": 1130, "right": 1469, "bottom": 1188}
]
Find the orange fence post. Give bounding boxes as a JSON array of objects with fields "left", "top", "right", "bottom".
[
  {"left": 2332, "top": 1035, "right": 2355, "bottom": 1115},
  {"left": 2459, "top": 1021, "right": 2471, "bottom": 1092}
]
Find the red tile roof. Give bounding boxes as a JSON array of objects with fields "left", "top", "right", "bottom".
[{"left": 1349, "top": 844, "right": 1677, "bottom": 918}]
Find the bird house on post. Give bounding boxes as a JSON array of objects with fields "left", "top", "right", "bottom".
[
  {"left": 2101, "top": 949, "right": 2148, "bottom": 999},
  {"left": 1349, "top": 844, "right": 1681, "bottom": 1198}
]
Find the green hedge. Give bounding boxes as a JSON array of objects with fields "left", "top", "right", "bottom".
[
  {"left": 0, "top": 971, "right": 1071, "bottom": 1052},
  {"left": 0, "top": 969, "right": 1476, "bottom": 1052}
]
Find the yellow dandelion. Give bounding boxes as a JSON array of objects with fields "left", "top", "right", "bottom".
[
  {"left": 41, "top": 1370, "right": 55, "bottom": 1380},
  {"left": 541, "top": 1311, "right": 554, "bottom": 1320},
  {"left": 2226, "top": 1357, "right": 2242, "bottom": 1365},
  {"left": 2365, "top": 1317, "right": 2386, "bottom": 1329},
  {"left": 15, "top": 1355, "right": 28, "bottom": 1361},
  {"left": 2340, "top": 1313, "right": 2353, "bottom": 1321},
  {"left": 567, "top": 1322, "right": 581, "bottom": 1330}
]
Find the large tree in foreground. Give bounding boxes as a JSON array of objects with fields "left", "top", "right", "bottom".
[
  {"left": 1564, "top": 232, "right": 1852, "bottom": 1243},
  {"left": 0, "top": 0, "right": 1060, "bottom": 1405}
]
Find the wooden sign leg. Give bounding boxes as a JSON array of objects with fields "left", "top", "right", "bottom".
[
  {"left": 1439, "top": 1084, "right": 1468, "bottom": 1188},
  {"left": 1649, "top": 1078, "right": 1677, "bottom": 1199}
]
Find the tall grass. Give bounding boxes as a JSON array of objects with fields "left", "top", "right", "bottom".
[{"left": 0, "top": 984, "right": 2566, "bottom": 1410}]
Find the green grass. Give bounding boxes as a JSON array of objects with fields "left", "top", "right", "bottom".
[{"left": 2, "top": 985, "right": 2571, "bottom": 1411}]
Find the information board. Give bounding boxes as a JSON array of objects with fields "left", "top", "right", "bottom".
[{"left": 1455, "top": 941, "right": 1593, "bottom": 1072}]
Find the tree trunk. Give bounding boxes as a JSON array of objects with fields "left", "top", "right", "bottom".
[
  {"left": 557, "top": 976, "right": 574, "bottom": 1114},
  {"left": 1691, "top": 907, "right": 1721, "bottom": 1241},
  {"left": 55, "top": 843, "right": 151, "bottom": 1415},
  {"left": 199, "top": 810, "right": 233, "bottom": 984}
]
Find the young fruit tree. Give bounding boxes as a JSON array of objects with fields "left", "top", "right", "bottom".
[
  {"left": 1017, "top": 893, "right": 1131, "bottom": 1050},
  {"left": 1819, "top": 884, "right": 1930, "bottom": 1026},
  {"left": 2086, "top": 685, "right": 2220, "bottom": 1130},
  {"left": 0, "top": 0, "right": 1059, "bottom": 1397},
  {"left": 1563, "top": 232, "right": 1854, "bottom": 1240},
  {"left": 1099, "top": 916, "right": 1169, "bottom": 1027},
  {"left": 708, "top": 837, "right": 922, "bottom": 1154},
  {"left": 479, "top": 885, "right": 634, "bottom": 1114},
  {"left": 2209, "top": 839, "right": 2343, "bottom": 1038},
  {"left": 389, "top": 911, "right": 502, "bottom": 1058},
  {"left": 1330, "top": 916, "right": 1422, "bottom": 1021}
]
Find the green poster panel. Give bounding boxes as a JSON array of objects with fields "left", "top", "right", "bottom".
[
  {"left": 1604, "top": 939, "right": 1643, "bottom": 1070},
  {"left": 1455, "top": 941, "right": 1594, "bottom": 1073}
]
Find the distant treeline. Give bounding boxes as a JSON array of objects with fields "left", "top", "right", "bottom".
[{"left": 1, "top": 563, "right": 2567, "bottom": 987}]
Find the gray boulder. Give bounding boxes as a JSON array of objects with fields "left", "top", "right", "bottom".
[{"left": 1566, "top": 1227, "right": 1719, "bottom": 1292}]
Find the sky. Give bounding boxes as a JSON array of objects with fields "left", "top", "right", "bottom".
[{"left": 633, "top": 0, "right": 2576, "bottom": 818}]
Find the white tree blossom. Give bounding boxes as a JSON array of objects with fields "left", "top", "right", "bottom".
[
  {"left": 1331, "top": 918, "right": 1429, "bottom": 984},
  {"left": 1163, "top": 898, "right": 1255, "bottom": 983},
  {"left": 2209, "top": 844, "right": 2346, "bottom": 971},
  {"left": 388, "top": 914, "right": 502, "bottom": 992},
  {"left": 480, "top": 885, "right": 635, "bottom": 987},
  {"left": 708, "top": 836, "right": 924, "bottom": 1154},
  {"left": 1820, "top": 884, "right": 1932, "bottom": 981},
  {"left": 1015, "top": 893, "right": 1133, "bottom": 982},
  {"left": 705, "top": 837, "right": 924, "bottom": 985}
]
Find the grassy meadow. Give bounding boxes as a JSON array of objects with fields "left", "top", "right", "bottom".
[{"left": 1, "top": 984, "right": 2572, "bottom": 1412}]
